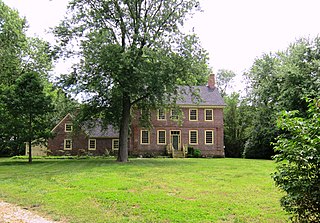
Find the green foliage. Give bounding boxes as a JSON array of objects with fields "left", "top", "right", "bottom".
[
  {"left": 187, "top": 146, "right": 194, "bottom": 157},
  {"left": 0, "top": 1, "right": 59, "bottom": 157},
  {"left": 273, "top": 98, "right": 320, "bottom": 222},
  {"left": 216, "top": 69, "right": 236, "bottom": 97},
  {"left": 193, "top": 149, "right": 201, "bottom": 158},
  {"left": 224, "top": 93, "right": 253, "bottom": 158},
  {"left": 244, "top": 37, "right": 320, "bottom": 159},
  {"left": 0, "top": 158, "right": 287, "bottom": 222},
  {"left": 6, "top": 72, "right": 54, "bottom": 162},
  {"left": 0, "top": 0, "right": 27, "bottom": 85},
  {"left": 54, "top": 0, "right": 210, "bottom": 162}
]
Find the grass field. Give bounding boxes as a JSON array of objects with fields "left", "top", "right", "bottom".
[{"left": 0, "top": 157, "right": 288, "bottom": 222}]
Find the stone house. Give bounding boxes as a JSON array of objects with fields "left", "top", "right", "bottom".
[{"left": 47, "top": 74, "right": 226, "bottom": 157}]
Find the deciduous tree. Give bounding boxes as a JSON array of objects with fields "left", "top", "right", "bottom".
[
  {"left": 54, "top": 0, "right": 210, "bottom": 162},
  {"left": 244, "top": 37, "right": 320, "bottom": 159},
  {"left": 273, "top": 98, "right": 320, "bottom": 222}
]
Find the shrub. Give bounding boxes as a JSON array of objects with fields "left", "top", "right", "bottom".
[
  {"left": 193, "top": 149, "right": 201, "bottom": 158},
  {"left": 272, "top": 98, "right": 320, "bottom": 222},
  {"left": 187, "top": 147, "right": 194, "bottom": 157}
]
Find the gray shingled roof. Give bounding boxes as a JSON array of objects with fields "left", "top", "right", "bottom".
[
  {"left": 83, "top": 122, "right": 119, "bottom": 138},
  {"left": 78, "top": 86, "right": 224, "bottom": 138},
  {"left": 176, "top": 86, "right": 226, "bottom": 106}
]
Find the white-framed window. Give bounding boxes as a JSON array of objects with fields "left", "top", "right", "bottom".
[
  {"left": 205, "top": 109, "right": 213, "bottom": 121},
  {"left": 65, "top": 123, "right": 73, "bottom": 132},
  {"left": 157, "top": 130, "right": 166, "bottom": 145},
  {"left": 205, "top": 130, "right": 214, "bottom": 145},
  {"left": 157, "top": 109, "right": 166, "bottom": 120},
  {"left": 170, "top": 109, "right": 179, "bottom": 120},
  {"left": 189, "top": 130, "right": 198, "bottom": 145},
  {"left": 141, "top": 130, "right": 150, "bottom": 144},
  {"left": 189, "top": 109, "right": 198, "bottom": 121},
  {"left": 112, "top": 139, "right": 119, "bottom": 150},
  {"left": 88, "top": 139, "right": 96, "bottom": 150},
  {"left": 64, "top": 139, "right": 72, "bottom": 150}
]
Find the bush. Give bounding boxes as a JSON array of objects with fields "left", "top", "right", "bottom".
[
  {"left": 272, "top": 98, "right": 320, "bottom": 222},
  {"left": 193, "top": 149, "right": 201, "bottom": 158},
  {"left": 187, "top": 147, "right": 194, "bottom": 157}
]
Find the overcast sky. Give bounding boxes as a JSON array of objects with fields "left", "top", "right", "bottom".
[{"left": 3, "top": 0, "right": 320, "bottom": 88}]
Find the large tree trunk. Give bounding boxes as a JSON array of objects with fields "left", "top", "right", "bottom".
[
  {"left": 28, "top": 114, "right": 32, "bottom": 163},
  {"left": 117, "top": 93, "right": 131, "bottom": 162},
  {"left": 28, "top": 139, "right": 32, "bottom": 163}
]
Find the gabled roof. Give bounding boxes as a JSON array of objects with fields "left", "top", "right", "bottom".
[
  {"left": 51, "top": 113, "right": 73, "bottom": 133},
  {"left": 83, "top": 122, "right": 119, "bottom": 138},
  {"left": 51, "top": 114, "right": 119, "bottom": 138},
  {"left": 177, "top": 86, "right": 226, "bottom": 106}
]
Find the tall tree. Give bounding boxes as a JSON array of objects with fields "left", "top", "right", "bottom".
[
  {"left": 54, "top": 0, "right": 210, "bottom": 162},
  {"left": 0, "top": 0, "right": 27, "bottom": 86},
  {"left": 4, "top": 72, "right": 54, "bottom": 163},
  {"left": 0, "top": 1, "right": 55, "bottom": 156},
  {"left": 244, "top": 37, "right": 320, "bottom": 159},
  {"left": 216, "top": 69, "right": 236, "bottom": 97},
  {"left": 223, "top": 93, "right": 253, "bottom": 157}
]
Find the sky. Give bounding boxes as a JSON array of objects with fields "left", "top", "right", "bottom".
[{"left": 3, "top": 0, "right": 320, "bottom": 90}]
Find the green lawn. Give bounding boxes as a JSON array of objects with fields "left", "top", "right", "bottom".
[{"left": 0, "top": 157, "right": 288, "bottom": 222}]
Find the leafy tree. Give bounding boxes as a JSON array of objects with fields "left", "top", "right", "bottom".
[
  {"left": 224, "top": 93, "right": 253, "bottom": 157},
  {"left": 4, "top": 72, "right": 54, "bottom": 163},
  {"left": 216, "top": 69, "right": 236, "bottom": 97},
  {"left": 244, "top": 37, "right": 320, "bottom": 159},
  {"left": 273, "top": 98, "right": 320, "bottom": 222},
  {"left": 0, "top": 1, "right": 56, "bottom": 157},
  {"left": 54, "top": 0, "right": 210, "bottom": 162},
  {"left": 0, "top": 0, "right": 27, "bottom": 85}
]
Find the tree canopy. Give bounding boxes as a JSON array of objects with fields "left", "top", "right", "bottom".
[
  {"left": 243, "top": 37, "right": 320, "bottom": 159},
  {"left": 55, "top": 0, "right": 210, "bottom": 162},
  {"left": 273, "top": 98, "right": 320, "bottom": 222},
  {"left": 0, "top": 1, "right": 70, "bottom": 158}
]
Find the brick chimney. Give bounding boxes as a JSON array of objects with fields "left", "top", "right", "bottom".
[{"left": 207, "top": 74, "right": 215, "bottom": 89}]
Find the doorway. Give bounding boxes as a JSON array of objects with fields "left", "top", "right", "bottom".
[{"left": 170, "top": 131, "right": 180, "bottom": 150}]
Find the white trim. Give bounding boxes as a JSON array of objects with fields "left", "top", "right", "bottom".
[
  {"left": 157, "top": 109, "right": 166, "bottom": 121},
  {"left": 204, "top": 109, "right": 214, "bottom": 121},
  {"left": 179, "top": 105, "right": 225, "bottom": 109},
  {"left": 112, "top": 139, "right": 119, "bottom": 151},
  {"left": 157, "top": 130, "right": 166, "bottom": 145},
  {"left": 170, "top": 130, "right": 181, "bottom": 150},
  {"left": 189, "top": 108, "right": 198, "bottom": 121},
  {"left": 170, "top": 109, "right": 179, "bottom": 120},
  {"left": 140, "top": 130, "right": 150, "bottom": 145},
  {"left": 88, "top": 139, "right": 96, "bottom": 150},
  {"left": 64, "top": 139, "right": 72, "bottom": 150},
  {"left": 65, "top": 123, "right": 73, "bottom": 132},
  {"left": 189, "top": 130, "right": 198, "bottom": 145},
  {"left": 51, "top": 113, "right": 72, "bottom": 132},
  {"left": 205, "top": 130, "right": 214, "bottom": 145}
]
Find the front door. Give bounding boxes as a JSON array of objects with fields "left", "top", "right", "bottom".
[{"left": 171, "top": 131, "right": 180, "bottom": 150}]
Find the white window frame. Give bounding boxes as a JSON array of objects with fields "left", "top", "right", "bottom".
[
  {"left": 112, "top": 139, "right": 119, "bottom": 151},
  {"left": 157, "top": 130, "right": 166, "bottom": 145},
  {"left": 140, "top": 130, "right": 150, "bottom": 145},
  {"left": 205, "top": 109, "right": 214, "bottom": 121},
  {"left": 170, "top": 109, "right": 179, "bottom": 120},
  {"left": 64, "top": 139, "right": 72, "bottom": 150},
  {"left": 88, "top": 139, "right": 96, "bottom": 150},
  {"left": 65, "top": 123, "right": 73, "bottom": 132},
  {"left": 205, "top": 130, "right": 214, "bottom": 145},
  {"left": 189, "top": 130, "right": 198, "bottom": 145},
  {"left": 189, "top": 109, "right": 198, "bottom": 121},
  {"left": 157, "top": 109, "right": 166, "bottom": 120}
]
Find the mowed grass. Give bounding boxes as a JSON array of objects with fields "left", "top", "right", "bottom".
[{"left": 0, "top": 158, "right": 287, "bottom": 222}]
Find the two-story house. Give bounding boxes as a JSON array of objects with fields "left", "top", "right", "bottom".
[{"left": 47, "top": 74, "right": 225, "bottom": 157}]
